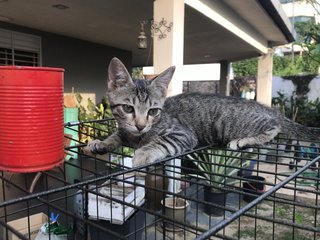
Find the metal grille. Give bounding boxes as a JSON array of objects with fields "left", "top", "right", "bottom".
[
  {"left": 0, "top": 119, "right": 319, "bottom": 240},
  {"left": 0, "top": 28, "right": 41, "bottom": 66}
]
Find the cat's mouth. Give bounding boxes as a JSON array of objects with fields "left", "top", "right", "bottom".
[
  {"left": 133, "top": 125, "right": 151, "bottom": 135},
  {"left": 135, "top": 127, "right": 149, "bottom": 135},
  {"left": 121, "top": 123, "right": 150, "bottom": 136}
]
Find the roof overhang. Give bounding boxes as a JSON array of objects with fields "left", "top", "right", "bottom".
[
  {"left": 182, "top": 0, "right": 295, "bottom": 64},
  {"left": 0, "top": 0, "right": 294, "bottom": 66}
]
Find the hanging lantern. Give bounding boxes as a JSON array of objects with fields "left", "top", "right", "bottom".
[{"left": 137, "top": 21, "right": 147, "bottom": 49}]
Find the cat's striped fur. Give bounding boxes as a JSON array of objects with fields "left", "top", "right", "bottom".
[{"left": 84, "top": 58, "right": 320, "bottom": 167}]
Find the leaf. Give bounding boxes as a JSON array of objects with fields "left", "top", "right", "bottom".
[
  {"left": 75, "top": 92, "right": 83, "bottom": 104},
  {"left": 186, "top": 148, "right": 257, "bottom": 188},
  {"left": 87, "top": 98, "right": 96, "bottom": 112}
]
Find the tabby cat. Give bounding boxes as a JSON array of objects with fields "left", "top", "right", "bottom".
[{"left": 84, "top": 57, "right": 320, "bottom": 167}]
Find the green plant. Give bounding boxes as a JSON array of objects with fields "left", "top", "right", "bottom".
[
  {"left": 294, "top": 212, "right": 305, "bottom": 225},
  {"left": 75, "top": 93, "right": 116, "bottom": 143},
  {"left": 276, "top": 207, "right": 287, "bottom": 218},
  {"left": 111, "top": 146, "right": 134, "bottom": 163},
  {"left": 232, "top": 54, "right": 319, "bottom": 78},
  {"left": 273, "top": 55, "right": 319, "bottom": 76},
  {"left": 272, "top": 92, "right": 320, "bottom": 127},
  {"left": 75, "top": 93, "right": 113, "bottom": 121},
  {"left": 75, "top": 93, "right": 135, "bottom": 161},
  {"left": 187, "top": 149, "right": 257, "bottom": 191},
  {"left": 232, "top": 58, "right": 258, "bottom": 77},
  {"left": 132, "top": 67, "right": 144, "bottom": 79},
  {"left": 275, "top": 206, "right": 306, "bottom": 225},
  {"left": 295, "top": 20, "right": 320, "bottom": 65},
  {"left": 235, "top": 225, "right": 266, "bottom": 239},
  {"left": 280, "top": 231, "right": 311, "bottom": 240},
  {"left": 272, "top": 91, "right": 300, "bottom": 121}
]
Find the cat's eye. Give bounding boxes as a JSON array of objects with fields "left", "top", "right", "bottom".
[
  {"left": 122, "top": 104, "right": 134, "bottom": 113},
  {"left": 148, "top": 108, "right": 159, "bottom": 116}
]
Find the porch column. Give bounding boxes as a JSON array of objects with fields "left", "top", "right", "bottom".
[
  {"left": 256, "top": 49, "right": 273, "bottom": 106},
  {"left": 153, "top": 0, "right": 185, "bottom": 96},
  {"left": 219, "top": 60, "right": 230, "bottom": 96}
]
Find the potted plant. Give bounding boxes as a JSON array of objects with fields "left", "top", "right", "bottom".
[
  {"left": 187, "top": 148, "right": 257, "bottom": 216},
  {"left": 75, "top": 93, "right": 116, "bottom": 144}
]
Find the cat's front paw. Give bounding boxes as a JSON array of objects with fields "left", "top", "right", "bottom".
[
  {"left": 132, "top": 149, "right": 162, "bottom": 177},
  {"left": 228, "top": 139, "right": 254, "bottom": 151},
  {"left": 83, "top": 139, "right": 112, "bottom": 155},
  {"left": 132, "top": 150, "right": 157, "bottom": 168},
  {"left": 227, "top": 139, "right": 240, "bottom": 150},
  {"left": 132, "top": 153, "right": 148, "bottom": 167}
]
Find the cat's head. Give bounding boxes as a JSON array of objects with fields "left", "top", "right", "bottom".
[{"left": 107, "top": 57, "right": 175, "bottom": 136}]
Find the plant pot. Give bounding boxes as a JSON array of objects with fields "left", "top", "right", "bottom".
[
  {"left": 242, "top": 176, "right": 266, "bottom": 202},
  {"left": 161, "top": 197, "right": 189, "bottom": 232},
  {"left": 145, "top": 166, "right": 168, "bottom": 211},
  {"left": 203, "top": 186, "right": 226, "bottom": 216}
]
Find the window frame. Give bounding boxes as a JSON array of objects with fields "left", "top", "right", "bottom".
[{"left": 0, "top": 28, "right": 42, "bottom": 67}]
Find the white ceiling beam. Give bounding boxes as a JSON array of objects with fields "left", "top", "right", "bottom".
[{"left": 185, "top": 0, "right": 269, "bottom": 54}]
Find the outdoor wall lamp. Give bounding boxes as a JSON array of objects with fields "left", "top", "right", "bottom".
[
  {"left": 137, "top": 18, "right": 173, "bottom": 49},
  {"left": 137, "top": 20, "right": 148, "bottom": 49}
]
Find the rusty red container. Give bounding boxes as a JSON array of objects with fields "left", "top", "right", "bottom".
[{"left": 0, "top": 66, "right": 64, "bottom": 172}]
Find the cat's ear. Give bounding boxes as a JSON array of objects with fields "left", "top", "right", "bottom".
[
  {"left": 108, "top": 57, "right": 133, "bottom": 91},
  {"left": 151, "top": 66, "right": 176, "bottom": 96}
]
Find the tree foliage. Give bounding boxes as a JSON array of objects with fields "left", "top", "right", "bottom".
[
  {"left": 233, "top": 0, "right": 320, "bottom": 77},
  {"left": 232, "top": 58, "right": 258, "bottom": 77},
  {"left": 273, "top": 54, "right": 319, "bottom": 76},
  {"left": 233, "top": 22, "right": 320, "bottom": 77},
  {"left": 295, "top": 20, "right": 320, "bottom": 64},
  {"left": 232, "top": 54, "right": 319, "bottom": 77}
]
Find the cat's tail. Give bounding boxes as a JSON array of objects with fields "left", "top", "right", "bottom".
[{"left": 281, "top": 118, "right": 320, "bottom": 141}]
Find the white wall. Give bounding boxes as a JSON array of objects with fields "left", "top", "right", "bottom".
[
  {"left": 272, "top": 76, "right": 296, "bottom": 97},
  {"left": 143, "top": 63, "right": 220, "bottom": 81},
  {"left": 272, "top": 76, "right": 320, "bottom": 101},
  {"left": 307, "top": 76, "right": 320, "bottom": 101},
  {"left": 281, "top": 1, "right": 317, "bottom": 20}
]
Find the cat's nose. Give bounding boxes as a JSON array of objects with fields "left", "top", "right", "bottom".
[{"left": 136, "top": 124, "right": 145, "bottom": 132}]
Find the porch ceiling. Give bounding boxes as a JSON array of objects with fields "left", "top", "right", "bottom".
[{"left": 0, "top": 0, "right": 294, "bottom": 66}]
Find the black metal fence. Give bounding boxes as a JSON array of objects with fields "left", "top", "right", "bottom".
[{"left": 0, "top": 119, "right": 319, "bottom": 240}]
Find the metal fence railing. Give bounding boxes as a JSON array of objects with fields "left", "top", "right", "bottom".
[{"left": 0, "top": 119, "right": 319, "bottom": 240}]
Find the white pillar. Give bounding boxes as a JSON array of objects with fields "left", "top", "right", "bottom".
[
  {"left": 153, "top": 0, "right": 185, "bottom": 96},
  {"left": 256, "top": 49, "right": 273, "bottom": 106},
  {"left": 165, "top": 158, "right": 181, "bottom": 196}
]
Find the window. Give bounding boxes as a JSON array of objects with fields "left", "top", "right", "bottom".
[
  {"left": 290, "top": 16, "right": 315, "bottom": 23},
  {"left": 0, "top": 28, "right": 41, "bottom": 66},
  {"left": 279, "top": 0, "right": 294, "bottom": 3}
]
